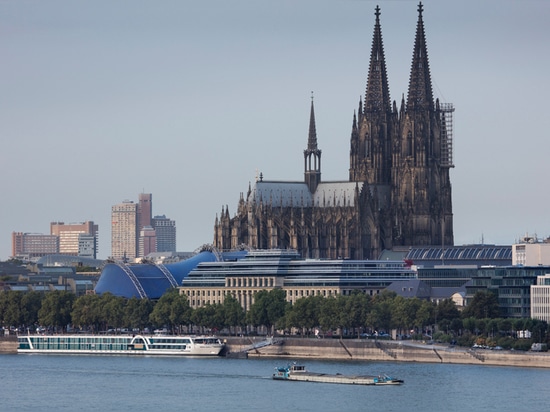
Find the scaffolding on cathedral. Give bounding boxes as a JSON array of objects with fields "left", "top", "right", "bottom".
[{"left": 440, "top": 102, "right": 455, "bottom": 168}]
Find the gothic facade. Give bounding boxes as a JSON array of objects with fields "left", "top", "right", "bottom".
[{"left": 214, "top": 3, "right": 454, "bottom": 259}]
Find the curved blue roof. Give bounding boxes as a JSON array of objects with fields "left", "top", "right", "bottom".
[{"left": 95, "top": 251, "right": 220, "bottom": 299}]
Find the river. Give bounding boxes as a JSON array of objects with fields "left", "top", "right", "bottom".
[{"left": 0, "top": 354, "right": 548, "bottom": 411}]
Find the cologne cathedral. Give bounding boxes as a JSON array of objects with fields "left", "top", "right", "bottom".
[{"left": 214, "top": 3, "right": 454, "bottom": 259}]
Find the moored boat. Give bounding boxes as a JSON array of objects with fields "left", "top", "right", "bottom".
[
  {"left": 272, "top": 363, "right": 403, "bottom": 386},
  {"left": 17, "top": 334, "right": 224, "bottom": 356}
]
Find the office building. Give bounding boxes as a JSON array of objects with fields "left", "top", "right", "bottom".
[
  {"left": 180, "top": 249, "right": 416, "bottom": 310},
  {"left": 531, "top": 275, "right": 550, "bottom": 323},
  {"left": 50, "top": 221, "right": 99, "bottom": 258},
  {"left": 138, "top": 193, "right": 152, "bottom": 231},
  {"left": 78, "top": 233, "right": 97, "bottom": 259},
  {"left": 466, "top": 265, "right": 550, "bottom": 318},
  {"left": 111, "top": 200, "right": 138, "bottom": 261},
  {"left": 512, "top": 235, "right": 550, "bottom": 266},
  {"left": 139, "top": 226, "right": 157, "bottom": 258},
  {"left": 152, "top": 215, "right": 176, "bottom": 253},
  {"left": 11, "top": 232, "right": 58, "bottom": 259}
]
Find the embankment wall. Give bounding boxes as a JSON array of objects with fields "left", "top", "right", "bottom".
[
  {"left": 0, "top": 336, "right": 17, "bottom": 354},
  {"left": 224, "top": 337, "right": 550, "bottom": 368}
]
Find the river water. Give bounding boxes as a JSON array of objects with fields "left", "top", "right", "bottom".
[{"left": 1, "top": 354, "right": 549, "bottom": 411}]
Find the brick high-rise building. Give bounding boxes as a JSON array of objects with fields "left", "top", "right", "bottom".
[
  {"left": 139, "top": 225, "right": 157, "bottom": 257},
  {"left": 138, "top": 193, "right": 152, "bottom": 231}
]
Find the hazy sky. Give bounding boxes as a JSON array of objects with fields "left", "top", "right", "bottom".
[{"left": 1, "top": 0, "right": 549, "bottom": 260}]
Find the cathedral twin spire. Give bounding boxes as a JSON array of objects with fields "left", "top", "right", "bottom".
[
  {"left": 406, "top": 2, "right": 434, "bottom": 111},
  {"left": 364, "top": 5, "right": 392, "bottom": 114},
  {"left": 362, "top": 2, "right": 433, "bottom": 115},
  {"left": 304, "top": 2, "right": 442, "bottom": 193},
  {"left": 215, "top": 1, "right": 453, "bottom": 259}
]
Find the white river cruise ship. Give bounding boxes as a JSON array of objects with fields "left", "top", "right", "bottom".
[{"left": 17, "top": 334, "right": 225, "bottom": 356}]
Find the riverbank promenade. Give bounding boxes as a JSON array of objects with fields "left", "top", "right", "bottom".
[{"left": 224, "top": 336, "right": 550, "bottom": 368}]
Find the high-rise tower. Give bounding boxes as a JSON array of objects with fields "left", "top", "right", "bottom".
[
  {"left": 138, "top": 193, "right": 152, "bottom": 231},
  {"left": 153, "top": 215, "right": 177, "bottom": 253},
  {"left": 111, "top": 200, "right": 138, "bottom": 261}
]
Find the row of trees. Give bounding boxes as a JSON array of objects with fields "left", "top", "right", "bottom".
[{"left": 0, "top": 289, "right": 547, "bottom": 348}]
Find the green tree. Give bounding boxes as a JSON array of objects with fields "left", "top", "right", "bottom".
[
  {"left": 414, "top": 300, "right": 432, "bottom": 334},
  {"left": 169, "top": 293, "right": 193, "bottom": 334},
  {"left": 462, "top": 317, "right": 477, "bottom": 334},
  {"left": 38, "top": 291, "right": 75, "bottom": 331},
  {"left": 318, "top": 295, "right": 339, "bottom": 333},
  {"left": 72, "top": 294, "right": 102, "bottom": 331},
  {"left": 286, "top": 295, "right": 321, "bottom": 336},
  {"left": 0, "top": 291, "right": 23, "bottom": 327},
  {"left": 124, "top": 297, "right": 144, "bottom": 329},
  {"left": 150, "top": 289, "right": 191, "bottom": 333},
  {"left": 512, "top": 318, "right": 526, "bottom": 337},
  {"left": 391, "top": 296, "right": 419, "bottom": 336},
  {"left": 435, "top": 299, "right": 460, "bottom": 323},
  {"left": 100, "top": 293, "right": 126, "bottom": 331},
  {"left": 475, "top": 318, "right": 488, "bottom": 335},
  {"left": 531, "top": 319, "right": 548, "bottom": 343},
  {"left": 247, "top": 289, "right": 287, "bottom": 334},
  {"left": 462, "top": 291, "right": 499, "bottom": 319},
  {"left": 342, "top": 292, "right": 371, "bottom": 337},
  {"left": 367, "top": 292, "right": 394, "bottom": 334},
  {"left": 191, "top": 303, "right": 221, "bottom": 333},
  {"left": 498, "top": 318, "right": 512, "bottom": 336},
  {"left": 222, "top": 294, "right": 245, "bottom": 335},
  {"left": 449, "top": 318, "right": 463, "bottom": 335},
  {"left": 487, "top": 318, "right": 499, "bottom": 338},
  {"left": 21, "top": 291, "right": 43, "bottom": 328}
]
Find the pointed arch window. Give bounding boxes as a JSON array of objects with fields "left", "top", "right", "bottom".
[{"left": 407, "top": 131, "right": 413, "bottom": 156}]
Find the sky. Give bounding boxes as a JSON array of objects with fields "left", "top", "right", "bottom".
[{"left": 1, "top": 0, "right": 549, "bottom": 260}]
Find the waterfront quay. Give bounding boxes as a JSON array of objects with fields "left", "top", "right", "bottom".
[
  {"left": 5, "top": 335, "right": 550, "bottom": 368},
  {"left": 0, "top": 335, "right": 16, "bottom": 353},
  {"left": 223, "top": 336, "right": 550, "bottom": 368}
]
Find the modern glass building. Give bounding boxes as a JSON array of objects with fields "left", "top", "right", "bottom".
[
  {"left": 152, "top": 215, "right": 176, "bottom": 253},
  {"left": 465, "top": 266, "right": 550, "bottom": 318},
  {"left": 180, "top": 249, "right": 417, "bottom": 310}
]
